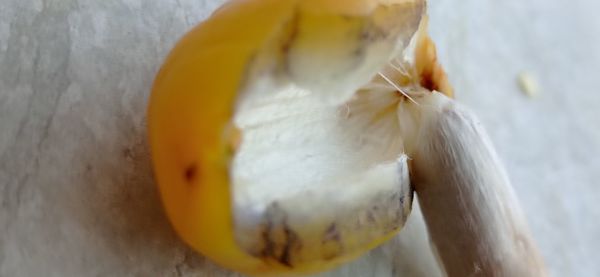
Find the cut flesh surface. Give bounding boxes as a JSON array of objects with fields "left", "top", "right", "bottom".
[
  {"left": 232, "top": 80, "right": 414, "bottom": 266},
  {"left": 226, "top": 0, "right": 450, "bottom": 269}
]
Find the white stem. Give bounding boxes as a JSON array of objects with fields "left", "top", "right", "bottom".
[{"left": 406, "top": 93, "right": 547, "bottom": 277}]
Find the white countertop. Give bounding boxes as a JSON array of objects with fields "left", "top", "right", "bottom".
[{"left": 1, "top": 0, "right": 598, "bottom": 276}]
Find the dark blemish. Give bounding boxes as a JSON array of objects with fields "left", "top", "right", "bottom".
[
  {"left": 396, "top": 90, "right": 409, "bottom": 100},
  {"left": 384, "top": 191, "right": 405, "bottom": 224},
  {"left": 85, "top": 164, "right": 92, "bottom": 172},
  {"left": 407, "top": 185, "right": 415, "bottom": 206},
  {"left": 398, "top": 186, "right": 415, "bottom": 224},
  {"left": 389, "top": 226, "right": 401, "bottom": 233},
  {"left": 280, "top": 12, "right": 300, "bottom": 55},
  {"left": 258, "top": 203, "right": 301, "bottom": 268},
  {"left": 280, "top": 9, "right": 301, "bottom": 75},
  {"left": 184, "top": 163, "right": 197, "bottom": 183},
  {"left": 322, "top": 223, "right": 344, "bottom": 261},
  {"left": 420, "top": 69, "right": 438, "bottom": 92},
  {"left": 278, "top": 223, "right": 299, "bottom": 267},
  {"left": 398, "top": 195, "right": 407, "bottom": 222},
  {"left": 122, "top": 148, "right": 133, "bottom": 159},
  {"left": 260, "top": 219, "right": 275, "bottom": 260},
  {"left": 359, "top": 29, "right": 374, "bottom": 44},
  {"left": 323, "top": 223, "right": 341, "bottom": 243}
]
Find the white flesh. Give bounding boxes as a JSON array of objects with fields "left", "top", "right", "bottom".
[{"left": 231, "top": 76, "right": 414, "bottom": 265}]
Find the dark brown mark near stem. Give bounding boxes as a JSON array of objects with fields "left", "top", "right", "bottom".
[{"left": 420, "top": 68, "right": 438, "bottom": 91}]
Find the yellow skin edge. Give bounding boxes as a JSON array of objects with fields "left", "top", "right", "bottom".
[
  {"left": 414, "top": 17, "right": 453, "bottom": 97},
  {"left": 147, "top": 0, "right": 449, "bottom": 275},
  {"left": 149, "top": 1, "right": 296, "bottom": 274}
]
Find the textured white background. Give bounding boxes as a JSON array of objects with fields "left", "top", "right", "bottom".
[{"left": 1, "top": 0, "right": 598, "bottom": 276}]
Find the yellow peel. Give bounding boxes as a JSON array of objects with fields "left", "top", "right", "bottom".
[{"left": 149, "top": 0, "right": 296, "bottom": 273}]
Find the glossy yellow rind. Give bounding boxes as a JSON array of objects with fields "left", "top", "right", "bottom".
[
  {"left": 148, "top": 0, "right": 425, "bottom": 275},
  {"left": 149, "top": 0, "right": 296, "bottom": 274}
]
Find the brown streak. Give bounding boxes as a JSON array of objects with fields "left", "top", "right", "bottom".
[{"left": 278, "top": 223, "right": 298, "bottom": 267}]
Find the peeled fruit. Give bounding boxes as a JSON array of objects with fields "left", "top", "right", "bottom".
[{"left": 147, "top": 0, "right": 452, "bottom": 275}]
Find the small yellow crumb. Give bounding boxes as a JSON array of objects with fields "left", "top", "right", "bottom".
[{"left": 517, "top": 72, "right": 539, "bottom": 98}]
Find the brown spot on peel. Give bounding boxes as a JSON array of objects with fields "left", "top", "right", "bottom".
[{"left": 184, "top": 164, "right": 197, "bottom": 183}]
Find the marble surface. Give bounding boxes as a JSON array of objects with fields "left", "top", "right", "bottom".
[{"left": 1, "top": 0, "right": 599, "bottom": 276}]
